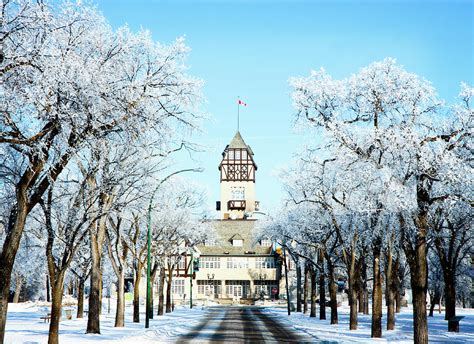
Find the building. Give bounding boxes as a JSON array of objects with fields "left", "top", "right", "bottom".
[{"left": 171, "top": 131, "right": 282, "bottom": 304}]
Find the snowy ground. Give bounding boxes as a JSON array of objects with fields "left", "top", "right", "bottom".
[
  {"left": 3, "top": 300, "right": 474, "bottom": 343},
  {"left": 3, "top": 301, "right": 207, "bottom": 343},
  {"left": 264, "top": 305, "right": 474, "bottom": 343}
]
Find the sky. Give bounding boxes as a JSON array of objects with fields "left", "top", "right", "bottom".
[{"left": 94, "top": 0, "right": 473, "bottom": 215}]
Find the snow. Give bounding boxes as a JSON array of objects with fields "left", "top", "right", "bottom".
[
  {"left": 3, "top": 301, "right": 207, "bottom": 344},
  {"left": 264, "top": 305, "right": 474, "bottom": 344},
  {"left": 4, "top": 301, "right": 474, "bottom": 343}
]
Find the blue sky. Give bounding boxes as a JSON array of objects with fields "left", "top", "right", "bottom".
[{"left": 95, "top": 0, "right": 473, "bottom": 214}]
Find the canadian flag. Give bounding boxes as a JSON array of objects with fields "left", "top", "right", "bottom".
[{"left": 238, "top": 99, "right": 247, "bottom": 107}]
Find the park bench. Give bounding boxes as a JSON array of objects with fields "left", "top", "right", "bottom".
[
  {"left": 40, "top": 313, "right": 51, "bottom": 323},
  {"left": 447, "top": 316, "right": 465, "bottom": 332}
]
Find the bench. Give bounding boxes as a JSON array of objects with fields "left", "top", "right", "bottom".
[
  {"left": 40, "top": 314, "right": 51, "bottom": 323},
  {"left": 447, "top": 316, "right": 465, "bottom": 332}
]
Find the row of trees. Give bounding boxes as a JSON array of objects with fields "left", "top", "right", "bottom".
[
  {"left": 260, "top": 59, "right": 472, "bottom": 344},
  {"left": 0, "top": 1, "right": 209, "bottom": 343}
]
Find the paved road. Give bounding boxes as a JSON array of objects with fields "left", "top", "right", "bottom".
[{"left": 175, "top": 306, "right": 315, "bottom": 343}]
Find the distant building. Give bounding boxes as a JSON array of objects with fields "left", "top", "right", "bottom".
[{"left": 171, "top": 131, "right": 283, "bottom": 304}]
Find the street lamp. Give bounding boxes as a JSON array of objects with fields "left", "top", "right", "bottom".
[
  {"left": 259, "top": 273, "right": 267, "bottom": 300},
  {"left": 145, "top": 167, "right": 204, "bottom": 329},
  {"left": 207, "top": 273, "right": 215, "bottom": 298}
]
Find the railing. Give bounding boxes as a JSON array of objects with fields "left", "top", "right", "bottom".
[{"left": 228, "top": 200, "right": 246, "bottom": 210}]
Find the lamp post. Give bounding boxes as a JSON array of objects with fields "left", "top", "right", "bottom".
[
  {"left": 259, "top": 273, "right": 267, "bottom": 300},
  {"left": 145, "top": 167, "right": 203, "bottom": 329},
  {"left": 207, "top": 273, "right": 215, "bottom": 298}
]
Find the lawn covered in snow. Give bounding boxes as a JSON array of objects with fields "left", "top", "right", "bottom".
[
  {"left": 3, "top": 300, "right": 474, "bottom": 343},
  {"left": 3, "top": 301, "right": 207, "bottom": 343},
  {"left": 265, "top": 305, "right": 474, "bottom": 343}
]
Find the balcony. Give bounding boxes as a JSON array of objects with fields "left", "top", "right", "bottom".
[{"left": 228, "top": 200, "right": 246, "bottom": 210}]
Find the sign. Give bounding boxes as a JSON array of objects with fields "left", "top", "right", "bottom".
[{"left": 271, "top": 287, "right": 278, "bottom": 295}]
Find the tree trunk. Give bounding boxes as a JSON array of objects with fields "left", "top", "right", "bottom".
[
  {"left": 348, "top": 246, "right": 358, "bottom": 330},
  {"left": 371, "top": 239, "right": 382, "bottom": 338},
  {"left": 133, "top": 267, "right": 141, "bottom": 323},
  {"left": 13, "top": 274, "right": 23, "bottom": 303},
  {"left": 46, "top": 274, "right": 51, "bottom": 303},
  {"left": 48, "top": 274, "right": 66, "bottom": 344},
  {"left": 86, "top": 235, "right": 103, "bottom": 333},
  {"left": 0, "top": 202, "right": 29, "bottom": 342},
  {"left": 407, "top": 229, "right": 428, "bottom": 344},
  {"left": 115, "top": 271, "right": 125, "bottom": 327},
  {"left": 86, "top": 192, "right": 111, "bottom": 334},
  {"left": 296, "top": 261, "right": 302, "bottom": 313},
  {"left": 444, "top": 272, "right": 456, "bottom": 323},
  {"left": 319, "top": 249, "right": 326, "bottom": 320},
  {"left": 310, "top": 267, "right": 317, "bottom": 318},
  {"left": 327, "top": 259, "right": 338, "bottom": 324},
  {"left": 149, "top": 272, "right": 155, "bottom": 320},
  {"left": 77, "top": 279, "right": 85, "bottom": 319},
  {"left": 394, "top": 257, "right": 401, "bottom": 313},
  {"left": 386, "top": 249, "right": 395, "bottom": 330},
  {"left": 166, "top": 265, "right": 173, "bottom": 313},
  {"left": 157, "top": 267, "right": 165, "bottom": 316},
  {"left": 428, "top": 290, "right": 440, "bottom": 317},
  {"left": 358, "top": 288, "right": 364, "bottom": 313},
  {"left": 303, "top": 264, "right": 309, "bottom": 314}
]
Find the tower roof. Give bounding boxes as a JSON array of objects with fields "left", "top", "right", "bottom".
[
  {"left": 229, "top": 131, "right": 248, "bottom": 149},
  {"left": 228, "top": 131, "right": 254, "bottom": 155}
]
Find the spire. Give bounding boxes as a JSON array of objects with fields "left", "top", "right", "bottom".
[{"left": 229, "top": 131, "right": 248, "bottom": 149}]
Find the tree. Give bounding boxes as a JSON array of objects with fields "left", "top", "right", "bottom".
[
  {"left": 290, "top": 58, "right": 472, "bottom": 344},
  {"left": 0, "top": 0, "right": 203, "bottom": 338},
  {"left": 431, "top": 200, "right": 472, "bottom": 326}
]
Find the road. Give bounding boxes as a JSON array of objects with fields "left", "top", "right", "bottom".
[{"left": 175, "top": 306, "right": 315, "bottom": 343}]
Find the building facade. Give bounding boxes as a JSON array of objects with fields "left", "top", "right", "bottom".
[{"left": 170, "top": 131, "right": 282, "bottom": 304}]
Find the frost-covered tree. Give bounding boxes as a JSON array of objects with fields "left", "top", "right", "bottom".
[
  {"left": 0, "top": 0, "right": 203, "bottom": 338},
  {"left": 289, "top": 58, "right": 472, "bottom": 344}
]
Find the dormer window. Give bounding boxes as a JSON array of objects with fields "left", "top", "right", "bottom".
[
  {"left": 230, "top": 234, "right": 244, "bottom": 247},
  {"left": 260, "top": 239, "right": 272, "bottom": 247},
  {"left": 233, "top": 239, "right": 243, "bottom": 247}
]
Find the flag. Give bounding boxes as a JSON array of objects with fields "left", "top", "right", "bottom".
[{"left": 238, "top": 99, "right": 247, "bottom": 107}]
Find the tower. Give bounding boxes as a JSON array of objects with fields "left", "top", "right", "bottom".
[{"left": 217, "top": 131, "right": 259, "bottom": 219}]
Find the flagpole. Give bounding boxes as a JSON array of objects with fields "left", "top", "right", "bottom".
[{"left": 237, "top": 96, "right": 240, "bottom": 132}]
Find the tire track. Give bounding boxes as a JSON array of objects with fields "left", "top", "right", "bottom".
[{"left": 251, "top": 308, "right": 313, "bottom": 343}]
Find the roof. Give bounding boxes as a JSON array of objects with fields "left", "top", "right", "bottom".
[
  {"left": 229, "top": 131, "right": 248, "bottom": 149},
  {"left": 198, "top": 220, "right": 272, "bottom": 256}
]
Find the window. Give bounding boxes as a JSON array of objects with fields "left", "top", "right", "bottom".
[
  {"left": 232, "top": 239, "right": 243, "bottom": 247},
  {"left": 235, "top": 150, "right": 241, "bottom": 160},
  {"left": 199, "top": 257, "right": 221, "bottom": 269},
  {"left": 171, "top": 279, "right": 185, "bottom": 295},
  {"left": 204, "top": 238, "right": 216, "bottom": 246},
  {"left": 241, "top": 150, "right": 247, "bottom": 159},
  {"left": 255, "top": 257, "right": 276, "bottom": 269},
  {"left": 177, "top": 259, "right": 186, "bottom": 270},
  {"left": 225, "top": 280, "right": 250, "bottom": 298},
  {"left": 228, "top": 150, "right": 234, "bottom": 160},
  {"left": 260, "top": 239, "right": 272, "bottom": 247},
  {"left": 226, "top": 257, "right": 248, "bottom": 269},
  {"left": 230, "top": 187, "right": 245, "bottom": 200},
  {"left": 197, "top": 280, "right": 222, "bottom": 296}
]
